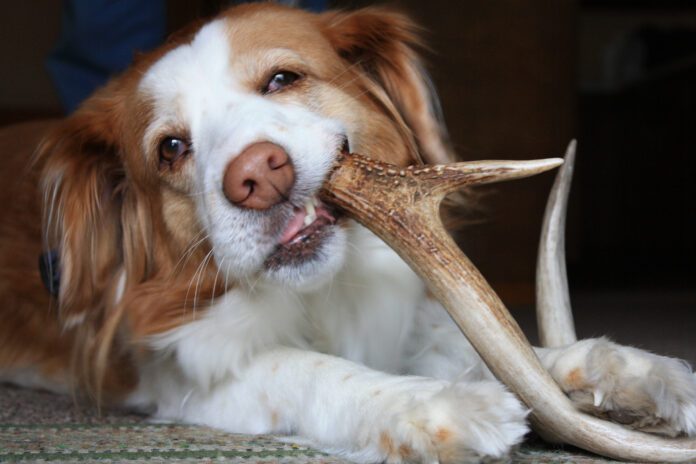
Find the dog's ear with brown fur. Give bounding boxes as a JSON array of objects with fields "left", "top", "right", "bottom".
[
  {"left": 321, "top": 7, "right": 455, "bottom": 165},
  {"left": 37, "top": 80, "right": 129, "bottom": 329}
]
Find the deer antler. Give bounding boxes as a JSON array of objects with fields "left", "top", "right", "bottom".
[
  {"left": 536, "top": 140, "right": 577, "bottom": 347},
  {"left": 319, "top": 147, "right": 696, "bottom": 463}
]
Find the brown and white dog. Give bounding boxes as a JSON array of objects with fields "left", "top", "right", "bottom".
[{"left": 1, "top": 4, "right": 694, "bottom": 462}]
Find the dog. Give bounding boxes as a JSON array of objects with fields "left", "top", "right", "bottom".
[{"left": 1, "top": 4, "right": 695, "bottom": 463}]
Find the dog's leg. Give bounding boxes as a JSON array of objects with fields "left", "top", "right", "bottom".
[
  {"left": 537, "top": 338, "right": 696, "bottom": 437},
  {"left": 171, "top": 346, "right": 527, "bottom": 464}
]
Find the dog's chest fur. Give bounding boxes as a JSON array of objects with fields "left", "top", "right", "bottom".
[{"left": 132, "top": 225, "right": 424, "bottom": 417}]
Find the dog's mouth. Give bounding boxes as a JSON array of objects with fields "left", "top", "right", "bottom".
[
  {"left": 264, "top": 196, "right": 343, "bottom": 269},
  {"left": 263, "top": 140, "right": 349, "bottom": 270}
]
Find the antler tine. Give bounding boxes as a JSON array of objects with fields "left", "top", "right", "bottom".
[
  {"left": 422, "top": 158, "right": 564, "bottom": 199},
  {"left": 320, "top": 149, "right": 696, "bottom": 463},
  {"left": 536, "top": 140, "right": 577, "bottom": 347}
]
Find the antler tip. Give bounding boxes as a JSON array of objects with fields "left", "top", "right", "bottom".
[{"left": 539, "top": 157, "right": 564, "bottom": 170}]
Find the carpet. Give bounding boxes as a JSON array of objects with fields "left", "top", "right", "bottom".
[{"left": 0, "top": 384, "right": 630, "bottom": 464}]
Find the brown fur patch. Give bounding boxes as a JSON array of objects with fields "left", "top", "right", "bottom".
[
  {"left": 398, "top": 443, "right": 413, "bottom": 459},
  {"left": 435, "top": 427, "right": 452, "bottom": 443},
  {"left": 379, "top": 431, "right": 396, "bottom": 455},
  {"left": 565, "top": 367, "right": 586, "bottom": 390}
]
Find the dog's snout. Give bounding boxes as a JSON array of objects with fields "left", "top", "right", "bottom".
[{"left": 223, "top": 142, "right": 295, "bottom": 210}]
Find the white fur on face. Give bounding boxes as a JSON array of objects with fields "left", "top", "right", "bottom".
[{"left": 139, "top": 20, "right": 348, "bottom": 288}]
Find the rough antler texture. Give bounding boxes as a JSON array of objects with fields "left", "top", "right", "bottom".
[{"left": 319, "top": 151, "right": 696, "bottom": 462}]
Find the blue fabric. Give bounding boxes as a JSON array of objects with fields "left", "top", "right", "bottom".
[
  {"left": 241, "top": 0, "right": 326, "bottom": 10},
  {"left": 48, "top": 0, "right": 326, "bottom": 113},
  {"left": 297, "top": 0, "right": 326, "bottom": 12},
  {"left": 47, "top": 0, "right": 166, "bottom": 113}
]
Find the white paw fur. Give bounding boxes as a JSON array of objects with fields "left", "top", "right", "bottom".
[
  {"left": 546, "top": 337, "right": 696, "bottom": 437},
  {"left": 346, "top": 381, "right": 529, "bottom": 464}
]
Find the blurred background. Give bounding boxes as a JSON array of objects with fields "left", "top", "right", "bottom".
[{"left": 1, "top": 0, "right": 694, "bottom": 360}]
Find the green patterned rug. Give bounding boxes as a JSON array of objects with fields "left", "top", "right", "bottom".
[
  {"left": 0, "top": 385, "right": 627, "bottom": 463},
  {"left": 0, "top": 424, "right": 346, "bottom": 463}
]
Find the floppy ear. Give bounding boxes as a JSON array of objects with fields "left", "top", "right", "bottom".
[
  {"left": 38, "top": 81, "right": 128, "bottom": 328},
  {"left": 321, "top": 8, "right": 455, "bottom": 164}
]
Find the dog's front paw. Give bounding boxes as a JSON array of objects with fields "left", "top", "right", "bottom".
[
  {"left": 372, "top": 381, "right": 529, "bottom": 463},
  {"left": 549, "top": 338, "right": 696, "bottom": 437}
]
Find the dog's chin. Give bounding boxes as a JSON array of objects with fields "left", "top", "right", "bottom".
[{"left": 262, "top": 222, "right": 348, "bottom": 291}]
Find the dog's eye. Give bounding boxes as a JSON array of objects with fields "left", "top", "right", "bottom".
[
  {"left": 263, "top": 71, "right": 301, "bottom": 94},
  {"left": 159, "top": 137, "right": 191, "bottom": 166}
]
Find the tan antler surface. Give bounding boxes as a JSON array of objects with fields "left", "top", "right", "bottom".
[
  {"left": 319, "top": 151, "right": 696, "bottom": 463},
  {"left": 536, "top": 140, "right": 577, "bottom": 347}
]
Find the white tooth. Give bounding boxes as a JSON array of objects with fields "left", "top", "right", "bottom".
[
  {"left": 304, "top": 199, "right": 316, "bottom": 226},
  {"left": 306, "top": 199, "right": 316, "bottom": 217}
]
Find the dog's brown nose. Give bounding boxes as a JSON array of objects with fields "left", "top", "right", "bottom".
[{"left": 223, "top": 142, "right": 295, "bottom": 210}]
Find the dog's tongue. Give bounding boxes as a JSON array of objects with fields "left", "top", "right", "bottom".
[{"left": 280, "top": 207, "right": 307, "bottom": 245}]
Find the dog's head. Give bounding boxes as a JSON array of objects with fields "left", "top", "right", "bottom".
[{"left": 38, "top": 4, "right": 454, "bottom": 348}]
